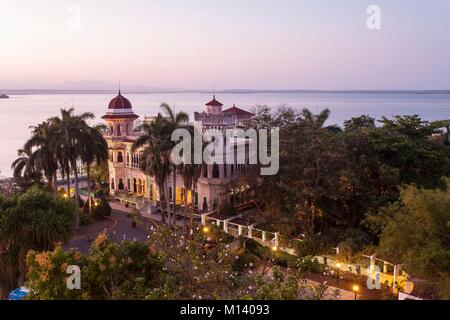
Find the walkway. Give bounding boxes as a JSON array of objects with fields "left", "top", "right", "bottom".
[{"left": 64, "top": 206, "right": 156, "bottom": 254}]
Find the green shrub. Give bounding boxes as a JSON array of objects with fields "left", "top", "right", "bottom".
[
  {"left": 296, "top": 256, "right": 322, "bottom": 275},
  {"left": 217, "top": 199, "right": 236, "bottom": 217},
  {"left": 233, "top": 253, "right": 258, "bottom": 272},
  {"left": 295, "top": 233, "right": 332, "bottom": 257},
  {"left": 273, "top": 251, "right": 296, "bottom": 268},
  {"left": 93, "top": 198, "right": 112, "bottom": 219}
]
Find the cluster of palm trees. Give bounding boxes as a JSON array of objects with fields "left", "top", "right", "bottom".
[
  {"left": 12, "top": 108, "right": 108, "bottom": 229},
  {"left": 132, "top": 103, "right": 203, "bottom": 234}
]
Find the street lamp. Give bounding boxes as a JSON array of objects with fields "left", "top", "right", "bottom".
[
  {"left": 352, "top": 285, "right": 360, "bottom": 300},
  {"left": 336, "top": 263, "right": 341, "bottom": 285},
  {"left": 202, "top": 226, "right": 209, "bottom": 234}
]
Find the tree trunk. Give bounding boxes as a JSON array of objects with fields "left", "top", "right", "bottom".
[
  {"left": 158, "top": 183, "right": 166, "bottom": 224},
  {"left": 46, "top": 175, "right": 53, "bottom": 192},
  {"left": 74, "top": 165, "right": 80, "bottom": 230},
  {"left": 53, "top": 172, "right": 58, "bottom": 195},
  {"left": 66, "top": 167, "right": 71, "bottom": 195},
  {"left": 172, "top": 169, "right": 177, "bottom": 227},
  {"left": 86, "top": 163, "right": 92, "bottom": 215},
  {"left": 165, "top": 181, "right": 172, "bottom": 227},
  {"left": 183, "top": 187, "right": 189, "bottom": 236}
]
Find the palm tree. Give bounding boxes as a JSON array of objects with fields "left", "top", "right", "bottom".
[
  {"left": 11, "top": 148, "right": 42, "bottom": 187},
  {"left": 159, "top": 103, "right": 189, "bottom": 226},
  {"left": 23, "top": 122, "right": 59, "bottom": 193},
  {"left": 132, "top": 117, "right": 172, "bottom": 224},
  {"left": 178, "top": 126, "right": 203, "bottom": 236},
  {"left": 77, "top": 125, "right": 108, "bottom": 214},
  {"left": 301, "top": 108, "right": 330, "bottom": 129},
  {"left": 49, "top": 108, "right": 95, "bottom": 228}
]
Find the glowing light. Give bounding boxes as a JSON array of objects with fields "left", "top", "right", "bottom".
[
  {"left": 352, "top": 285, "right": 360, "bottom": 292},
  {"left": 272, "top": 246, "right": 278, "bottom": 252},
  {"left": 202, "top": 226, "right": 209, "bottom": 234},
  {"left": 336, "top": 263, "right": 341, "bottom": 268}
]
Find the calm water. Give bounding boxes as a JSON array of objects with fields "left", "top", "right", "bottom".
[{"left": 1, "top": 92, "right": 450, "bottom": 177}]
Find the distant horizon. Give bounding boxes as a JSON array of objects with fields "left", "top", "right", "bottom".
[{"left": 2, "top": 88, "right": 450, "bottom": 95}]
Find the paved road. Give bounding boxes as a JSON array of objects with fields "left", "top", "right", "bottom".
[{"left": 64, "top": 209, "right": 154, "bottom": 254}]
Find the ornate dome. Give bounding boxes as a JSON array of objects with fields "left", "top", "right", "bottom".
[{"left": 108, "top": 92, "right": 132, "bottom": 110}]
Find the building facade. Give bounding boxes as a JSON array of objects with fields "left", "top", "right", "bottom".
[{"left": 103, "top": 92, "right": 255, "bottom": 212}]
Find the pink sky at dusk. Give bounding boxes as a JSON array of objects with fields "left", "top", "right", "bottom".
[{"left": 1, "top": 0, "right": 450, "bottom": 90}]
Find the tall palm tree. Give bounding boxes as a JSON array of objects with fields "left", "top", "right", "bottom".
[
  {"left": 77, "top": 125, "right": 108, "bottom": 214},
  {"left": 178, "top": 125, "right": 203, "bottom": 236},
  {"left": 132, "top": 117, "right": 172, "bottom": 224},
  {"left": 159, "top": 103, "right": 189, "bottom": 226},
  {"left": 49, "top": 108, "right": 95, "bottom": 228}
]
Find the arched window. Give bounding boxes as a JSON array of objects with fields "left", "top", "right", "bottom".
[
  {"left": 231, "top": 164, "right": 234, "bottom": 175},
  {"left": 126, "top": 153, "right": 130, "bottom": 166},
  {"left": 110, "top": 126, "right": 114, "bottom": 135},
  {"left": 117, "top": 124, "right": 121, "bottom": 136},
  {"left": 125, "top": 123, "right": 129, "bottom": 136},
  {"left": 202, "top": 197, "right": 208, "bottom": 211},
  {"left": 133, "top": 178, "right": 137, "bottom": 193},
  {"left": 212, "top": 163, "right": 220, "bottom": 178},
  {"left": 138, "top": 179, "right": 142, "bottom": 194},
  {"left": 118, "top": 179, "right": 124, "bottom": 190},
  {"left": 117, "top": 151, "right": 124, "bottom": 163},
  {"left": 127, "top": 179, "right": 131, "bottom": 190},
  {"left": 111, "top": 178, "right": 115, "bottom": 190}
]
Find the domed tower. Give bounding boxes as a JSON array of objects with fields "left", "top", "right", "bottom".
[
  {"left": 102, "top": 91, "right": 141, "bottom": 198},
  {"left": 205, "top": 95, "right": 223, "bottom": 115},
  {"left": 101, "top": 90, "right": 139, "bottom": 139}
]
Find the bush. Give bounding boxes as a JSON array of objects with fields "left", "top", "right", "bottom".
[
  {"left": 79, "top": 209, "right": 90, "bottom": 226},
  {"left": 233, "top": 253, "right": 258, "bottom": 272},
  {"left": 273, "top": 251, "right": 296, "bottom": 268},
  {"left": 296, "top": 256, "right": 322, "bottom": 275},
  {"left": 295, "top": 233, "right": 333, "bottom": 257},
  {"left": 241, "top": 238, "right": 270, "bottom": 257},
  {"left": 217, "top": 199, "right": 236, "bottom": 217},
  {"left": 93, "top": 198, "right": 112, "bottom": 219}
]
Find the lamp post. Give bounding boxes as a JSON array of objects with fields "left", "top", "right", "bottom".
[
  {"left": 336, "top": 263, "right": 341, "bottom": 285},
  {"left": 352, "top": 285, "right": 360, "bottom": 300}
]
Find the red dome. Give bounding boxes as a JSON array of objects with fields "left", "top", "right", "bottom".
[{"left": 108, "top": 93, "right": 132, "bottom": 110}]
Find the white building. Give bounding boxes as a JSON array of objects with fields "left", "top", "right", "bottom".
[{"left": 103, "top": 92, "right": 255, "bottom": 212}]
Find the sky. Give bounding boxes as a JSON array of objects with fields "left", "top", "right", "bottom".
[{"left": 1, "top": 0, "right": 450, "bottom": 90}]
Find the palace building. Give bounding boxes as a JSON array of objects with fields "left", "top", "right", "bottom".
[{"left": 102, "top": 92, "right": 256, "bottom": 213}]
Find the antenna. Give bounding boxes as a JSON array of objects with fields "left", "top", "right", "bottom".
[{"left": 118, "top": 81, "right": 121, "bottom": 95}]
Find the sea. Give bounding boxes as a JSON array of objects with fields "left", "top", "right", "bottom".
[{"left": 1, "top": 91, "right": 450, "bottom": 177}]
